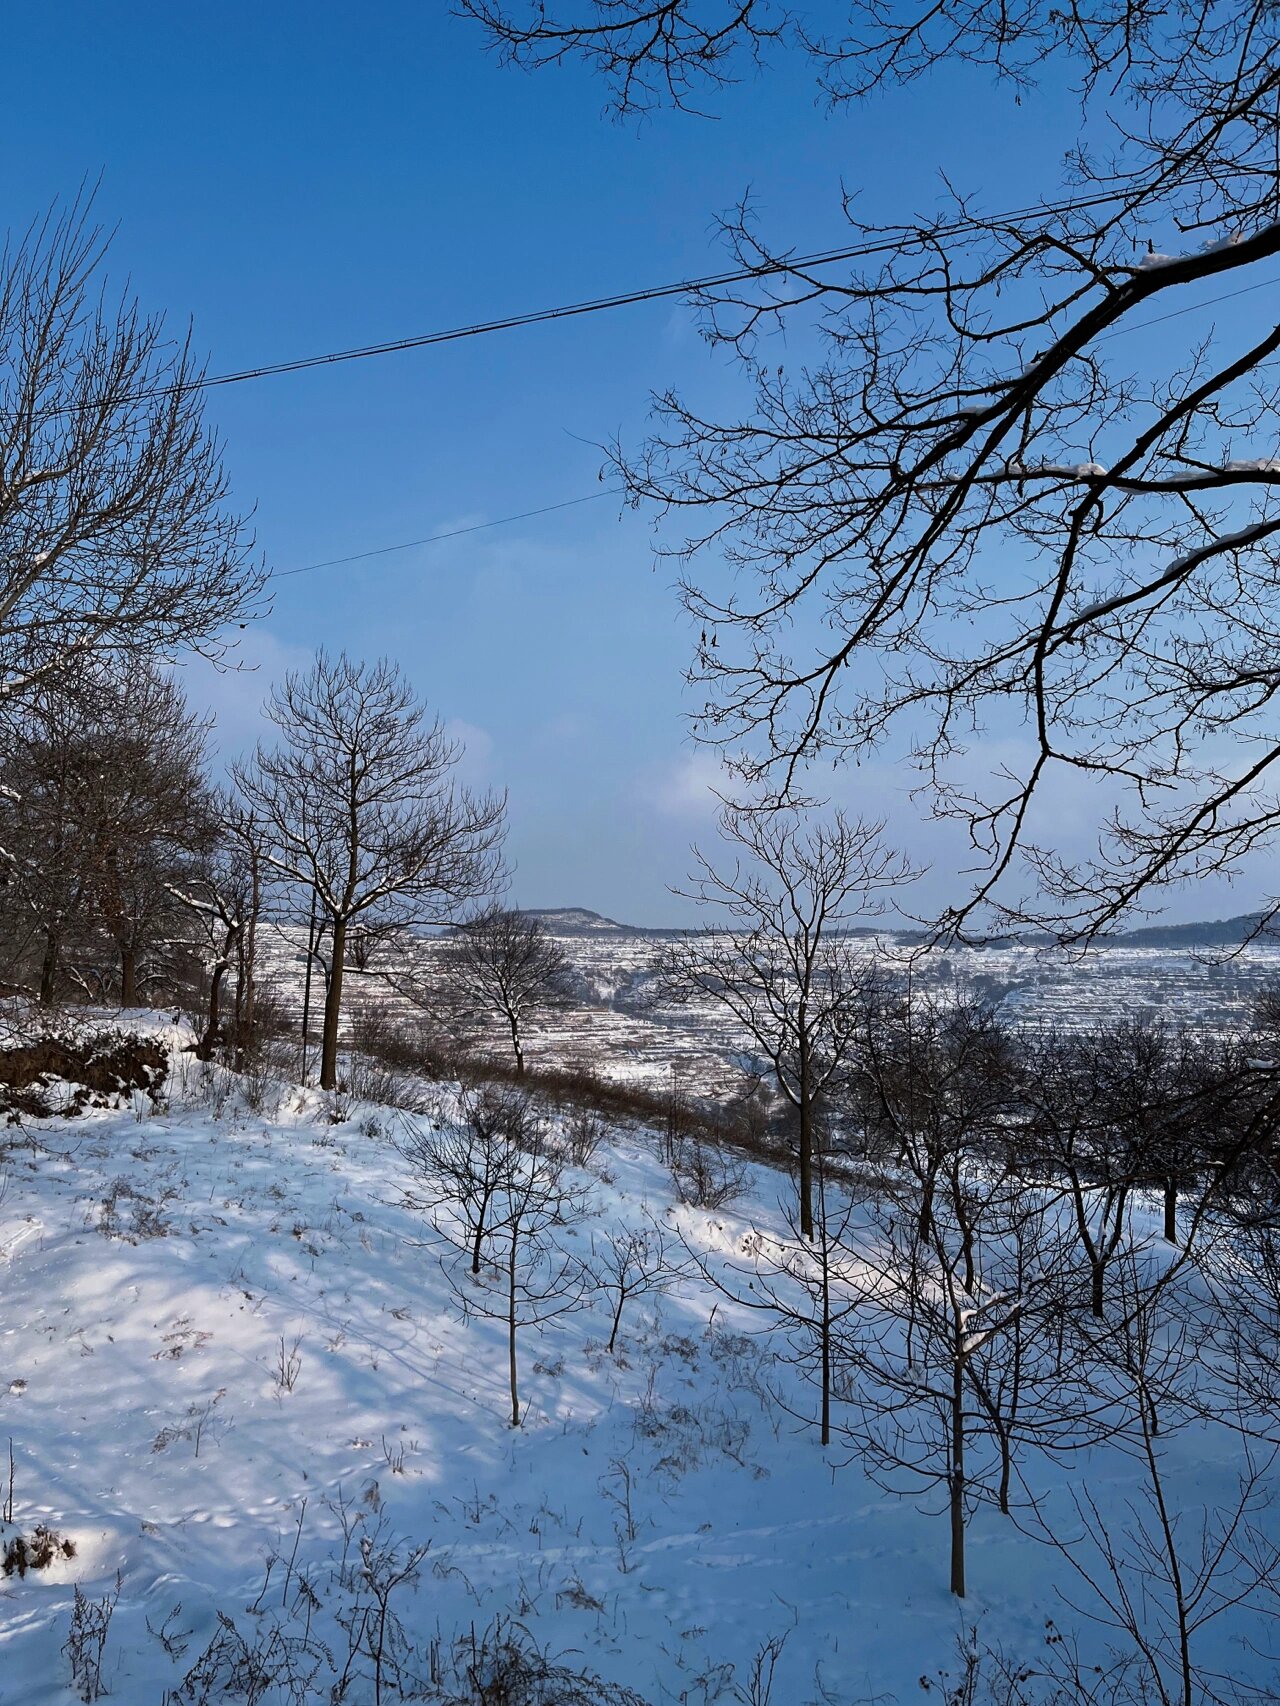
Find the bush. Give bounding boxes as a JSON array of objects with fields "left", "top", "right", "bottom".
[
  {"left": 221, "top": 978, "right": 291, "bottom": 1074},
  {"left": 3, "top": 1523, "right": 76, "bottom": 1577},
  {"left": 669, "top": 1137, "right": 747, "bottom": 1210},
  {"left": 64, "top": 1574, "right": 119, "bottom": 1703},
  {"left": 0, "top": 1028, "right": 167, "bottom": 1118},
  {"left": 561, "top": 1105, "right": 607, "bottom": 1169},
  {"left": 441, "top": 1616, "right": 650, "bottom": 1706},
  {"left": 344, "top": 1003, "right": 428, "bottom": 1110}
]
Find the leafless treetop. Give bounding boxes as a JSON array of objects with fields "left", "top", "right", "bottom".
[
  {"left": 0, "top": 196, "right": 264, "bottom": 701},
  {"left": 237, "top": 648, "right": 507, "bottom": 933},
  {"left": 464, "top": 0, "right": 1280, "bottom": 944}
]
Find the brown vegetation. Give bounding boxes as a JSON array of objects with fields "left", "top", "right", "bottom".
[{"left": 0, "top": 1029, "right": 167, "bottom": 1117}]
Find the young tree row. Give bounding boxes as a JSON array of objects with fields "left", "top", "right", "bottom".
[{"left": 0, "top": 646, "right": 516, "bottom": 1092}]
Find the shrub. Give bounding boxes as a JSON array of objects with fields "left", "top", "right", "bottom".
[
  {"left": 3, "top": 1523, "right": 76, "bottom": 1577},
  {"left": 669, "top": 1137, "right": 747, "bottom": 1210},
  {"left": 561, "top": 1105, "right": 607, "bottom": 1169},
  {"left": 64, "top": 1574, "right": 120, "bottom": 1703},
  {"left": 441, "top": 1616, "right": 650, "bottom": 1706},
  {"left": 0, "top": 1028, "right": 167, "bottom": 1118}
]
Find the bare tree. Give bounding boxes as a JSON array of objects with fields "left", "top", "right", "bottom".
[
  {"left": 0, "top": 196, "right": 261, "bottom": 702},
  {"left": 847, "top": 986, "right": 1015, "bottom": 1247},
  {"left": 593, "top": 1217, "right": 682, "bottom": 1355},
  {"left": 1017, "top": 1029, "right": 1144, "bottom": 1321},
  {"left": 815, "top": 988, "right": 1129, "bottom": 1594},
  {"left": 691, "top": 1156, "right": 861, "bottom": 1448},
  {"left": 399, "top": 1085, "right": 525, "bottom": 1276},
  {"left": 1133, "top": 1027, "right": 1258, "bottom": 1251},
  {"left": 235, "top": 650, "right": 506, "bottom": 1090},
  {"left": 420, "top": 1091, "right": 591, "bottom": 1426},
  {"left": 1011, "top": 1021, "right": 1249, "bottom": 1317},
  {"left": 662, "top": 803, "right": 909, "bottom": 1238},
  {"left": 441, "top": 905, "right": 572, "bottom": 1075},
  {"left": 460, "top": 0, "right": 786, "bottom": 113},
  {"left": 1195, "top": 1161, "right": 1280, "bottom": 1442},
  {"left": 840, "top": 1182, "right": 1004, "bottom": 1599},
  {"left": 486, "top": 1125, "right": 591, "bottom": 1427},
  {"left": 170, "top": 800, "right": 264, "bottom": 1061},
  {"left": 1048, "top": 1456, "right": 1280, "bottom": 1706},
  {"left": 832, "top": 1148, "right": 1110, "bottom": 1598},
  {"left": 463, "top": 0, "right": 1280, "bottom": 942},
  {"left": 1030, "top": 1252, "right": 1280, "bottom": 1706}
]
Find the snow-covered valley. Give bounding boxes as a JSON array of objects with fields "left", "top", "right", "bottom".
[{"left": 257, "top": 913, "right": 1280, "bottom": 1106}]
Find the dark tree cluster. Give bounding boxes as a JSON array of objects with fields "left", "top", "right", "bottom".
[
  {"left": 0, "top": 660, "right": 220, "bottom": 1012},
  {"left": 714, "top": 975, "right": 1280, "bottom": 1630},
  {"left": 0, "top": 640, "right": 509, "bottom": 1085}
]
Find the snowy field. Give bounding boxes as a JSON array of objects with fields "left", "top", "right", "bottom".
[
  {"left": 1, "top": 1020, "right": 1276, "bottom": 1703},
  {"left": 255, "top": 916, "right": 1280, "bottom": 1104}
]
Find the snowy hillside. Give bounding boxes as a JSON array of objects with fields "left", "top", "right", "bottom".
[{"left": 1, "top": 1026, "right": 1276, "bottom": 1703}]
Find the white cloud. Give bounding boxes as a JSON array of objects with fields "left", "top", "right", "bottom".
[
  {"left": 535, "top": 712, "right": 589, "bottom": 748},
  {"left": 660, "top": 306, "right": 698, "bottom": 350},
  {"left": 637, "top": 749, "right": 734, "bottom": 819},
  {"left": 172, "top": 626, "right": 314, "bottom": 764},
  {"left": 444, "top": 718, "right": 497, "bottom": 787}
]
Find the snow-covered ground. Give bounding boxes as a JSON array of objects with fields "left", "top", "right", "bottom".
[{"left": 0, "top": 1023, "right": 1275, "bottom": 1703}]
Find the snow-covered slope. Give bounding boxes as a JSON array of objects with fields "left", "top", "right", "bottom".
[{"left": 0, "top": 1037, "right": 1273, "bottom": 1703}]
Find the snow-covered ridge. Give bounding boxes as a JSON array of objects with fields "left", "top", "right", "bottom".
[{"left": 514, "top": 906, "right": 1280, "bottom": 950}]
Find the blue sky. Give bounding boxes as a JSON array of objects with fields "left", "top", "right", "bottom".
[{"left": 5, "top": 4, "right": 1262, "bottom": 926}]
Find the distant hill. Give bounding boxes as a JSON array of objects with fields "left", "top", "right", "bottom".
[
  {"left": 518, "top": 906, "right": 1280, "bottom": 951},
  {"left": 518, "top": 907, "right": 683, "bottom": 939},
  {"left": 1111, "top": 912, "right": 1279, "bottom": 949},
  {"left": 518, "top": 907, "right": 633, "bottom": 933}
]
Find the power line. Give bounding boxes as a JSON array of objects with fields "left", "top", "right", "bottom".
[
  {"left": 23, "top": 183, "right": 1260, "bottom": 426},
  {"left": 252, "top": 250, "right": 1274, "bottom": 420},
  {"left": 140, "top": 186, "right": 1141, "bottom": 405},
  {"left": 1095, "top": 270, "right": 1280, "bottom": 342},
  {"left": 269, "top": 270, "right": 1278, "bottom": 584},
  {"left": 274, "top": 488, "right": 622, "bottom": 579}
]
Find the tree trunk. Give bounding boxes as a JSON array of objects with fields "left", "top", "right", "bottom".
[
  {"left": 38, "top": 929, "right": 59, "bottom": 1006},
  {"left": 232, "top": 945, "right": 245, "bottom": 1064},
  {"left": 120, "top": 945, "right": 138, "bottom": 1009},
  {"left": 1091, "top": 1259, "right": 1106, "bottom": 1320},
  {"left": 509, "top": 1011, "right": 524, "bottom": 1076},
  {"left": 239, "top": 859, "right": 259, "bottom": 1064},
  {"left": 960, "top": 1211, "right": 976, "bottom": 1295},
  {"left": 918, "top": 1167, "right": 936, "bottom": 1244},
  {"left": 820, "top": 1237, "right": 831, "bottom": 1446},
  {"left": 471, "top": 1194, "right": 488, "bottom": 1276},
  {"left": 320, "top": 915, "right": 347, "bottom": 1091},
  {"left": 1163, "top": 1178, "right": 1178, "bottom": 1246},
  {"left": 997, "top": 1430, "right": 1012, "bottom": 1515},
  {"left": 247, "top": 859, "right": 262, "bottom": 1030},
  {"left": 797, "top": 1069, "right": 814, "bottom": 1241},
  {"left": 950, "top": 1356, "right": 966, "bottom": 1597},
  {"left": 197, "top": 959, "right": 228, "bottom": 1061},
  {"left": 508, "top": 1228, "right": 520, "bottom": 1427}
]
